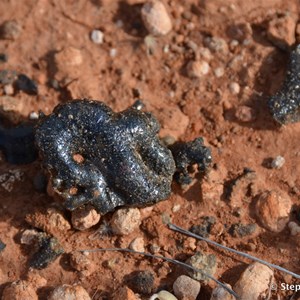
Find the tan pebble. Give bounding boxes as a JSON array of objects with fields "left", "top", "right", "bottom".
[
  {"left": 229, "top": 82, "right": 240, "bottom": 95},
  {"left": 267, "top": 14, "right": 296, "bottom": 49},
  {"left": 20, "top": 229, "right": 39, "bottom": 245},
  {"left": 55, "top": 47, "right": 83, "bottom": 69},
  {"left": 71, "top": 205, "right": 101, "bottom": 231},
  {"left": 112, "top": 286, "right": 138, "bottom": 300},
  {"left": 25, "top": 208, "right": 71, "bottom": 235},
  {"left": 288, "top": 221, "right": 300, "bottom": 236},
  {"left": 2, "top": 280, "right": 38, "bottom": 300},
  {"left": 129, "top": 237, "right": 145, "bottom": 252},
  {"left": 3, "top": 84, "right": 14, "bottom": 95},
  {"left": 256, "top": 190, "right": 292, "bottom": 232},
  {"left": 0, "top": 20, "right": 22, "bottom": 40},
  {"left": 234, "top": 262, "right": 273, "bottom": 300},
  {"left": 214, "top": 67, "right": 224, "bottom": 78},
  {"left": 173, "top": 275, "right": 201, "bottom": 300},
  {"left": 49, "top": 284, "right": 91, "bottom": 300},
  {"left": 235, "top": 106, "right": 255, "bottom": 122},
  {"left": 187, "top": 60, "right": 210, "bottom": 78},
  {"left": 111, "top": 208, "right": 141, "bottom": 235},
  {"left": 204, "top": 37, "right": 228, "bottom": 54},
  {"left": 69, "top": 251, "right": 95, "bottom": 276},
  {"left": 141, "top": 0, "right": 172, "bottom": 36},
  {"left": 210, "top": 283, "right": 235, "bottom": 300}
]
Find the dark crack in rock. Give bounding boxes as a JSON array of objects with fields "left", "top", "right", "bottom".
[
  {"left": 30, "top": 233, "right": 64, "bottom": 269},
  {"left": 169, "top": 137, "right": 212, "bottom": 185},
  {"left": 269, "top": 44, "right": 300, "bottom": 124},
  {"left": 35, "top": 100, "right": 176, "bottom": 214}
]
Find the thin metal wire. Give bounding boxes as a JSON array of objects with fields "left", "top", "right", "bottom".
[
  {"left": 169, "top": 223, "right": 300, "bottom": 280},
  {"left": 79, "top": 247, "right": 239, "bottom": 299}
]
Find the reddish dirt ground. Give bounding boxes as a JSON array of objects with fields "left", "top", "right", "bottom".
[{"left": 0, "top": 0, "right": 300, "bottom": 299}]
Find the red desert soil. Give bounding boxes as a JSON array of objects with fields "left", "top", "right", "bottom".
[{"left": 0, "top": 0, "right": 300, "bottom": 299}]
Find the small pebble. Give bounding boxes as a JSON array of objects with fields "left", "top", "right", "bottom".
[
  {"left": 128, "top": 270, "right": 154, "bottom": 294},
  {"left": 234, "top": 262, "right": 273, "bottom": 300},
  {"left": 235, "top": 106, "right": 255, "bottom": 122},
  {"left": 204, "top": 37, "right": 228, "bottom": 54},
  {"left": 271, "top": 155, "right": 285, "bottom": 169},
  {"left": 16, "top": 74, "right": 38, "bottom": 95},
  {"left": 69, "top": 251, "right": 95, "bottom": 276},
  {"left": 48, "top": 284, "right": 91, "bottom": 300},
  {"left": 150, "top": 290, "right": 178, "bottom": 300},
  {"left": 29, "top": 111, "right": 39, "bottom": 120},
  {"left": 111, "top": 207, "right": 141, "bottom": 235},
  {"left": 229, "top": 223, "right": 257, "bottom": 238},
  {"left": 129, "top": 237, "right": 145, "bottom": 252},
  {"left": 210, "top": 283, "right": 235, "bottom": 300},
  {"left": 229, "top": 82, "right": 240, "bottom": 95},
  {"left": 3, "top": 84, "right": 14, "bottom": 95},
  {"left": 256, "top": 190, "right": 292, "bottom": 232},
  {"left": 55, "top": 47, "right": 83, "bottom": 69},
  {"left": 0, "top": 20, "right": 22, "bottom": 40},
  {"left": 173, "top": 275, "right": 201, "bottom": 300},
  {"left": 186, "top": 251, "right": 217, "bottom": 281},
  {"left": 20, "top": 229, "right": 39, "bottom": 245},
  {"left": 90, "top": 29, "right": 104, "bottom": 44},
  {"left": 141, "top": 0, "right": 172, "bottom": 36},
  {"left": 267, "top": 14, "right": 296, "bottom": 50},
  {"left": 288, "top": 221, "right": 300, "bottom": 236},
  {"left": 2, "top": 280, "right": 38, "bottom": 300},
  {"left": 214, "top": 67, "right": 224, "bottom": 78},
  {"left": 0, "top": 239, "right": 6, "bottom": 252},
  {"left": 71, "top": 205, "right": 101, "bottom": 231},
  {"left": 112, "top": 286, "right": 138, "bottom": 300},
  {"left": 0, "top": 53, "right": 8, "bottom": 63},
  {"left": 187, "top": 60, "right": 210, "bottom": 79},
  {"left": 110, "top": 48, "right": 117, "bottom": 57},
  {"left": 198, "top": 47, "right": 212, "bottom": 61}
]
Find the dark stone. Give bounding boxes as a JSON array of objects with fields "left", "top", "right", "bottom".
[
  {"left": 35, "top": 100, "right": 176, "bottom": 214},
  {"left": 0, "top": 239, "right": 6, "bottom": 252},
  {"left": 15, "top": 74, "right": 38, "bottom": 95},
  {"left": 30, "top": 234, "right": 64, "bottom": 269},
  {"left": 127, "top": 270, "right": 154, "bottom": 294},
  {"left": 269, "top": 45, "right": 300, "bottom": 124},
  {"left": 0, "top": 70, "right": 17, "bottom": 85},
  {"left": 190, "top": 216, "right": 216, "bottom": 238},
  {"left": 0, "top": 54, "right": 8, "bottom": 63},
  {"left": 229, "top": 223, "right": 257, "bottom": 237},
  {"left": 0, "top": 123, "right": 37, "bottom": 164},
  {"left": 169, "top": 137, "right": 212, "bottom": 185}
]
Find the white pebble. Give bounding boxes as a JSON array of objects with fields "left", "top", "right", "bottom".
[
  {"left": 288, "top": 221, "right": 300, "bottom": 236},
  {"left": 271, "top": 155, "right": 285, "bottom": 169},
  {"left": 90, "top": 29, "right": 104, "bottom": 44},
  {"left": 229, "top": 82, "right": 240, "bottom": 94},
  {"left": 49, "top": 284, "right": 91, "bottom": 300},
  {"left": 150, "top": 290, "right": 178, "bottom": 300},
  {"left": 129, "top": 237, "right": 145, "bottom": 252},
  {"left": 141, "top": 0, "right": 172, "bottom": 36},
  {"left": 111, "top": 208, "right": 141, "bottom": 235},
  {"left": 110, "top": 48, "right": 117, "bottom": 57},
  {"left": 29, "top": 111, "right": 39, "bottom": 120},
  {"left": 3, "top": 84, "right": 14, "bottom": 95},
  {"left": 214, "top": 67, "right": 224, "bottom": 78},
  {"left": 187, "top": 60, "right": 210, "bottom": 79}
]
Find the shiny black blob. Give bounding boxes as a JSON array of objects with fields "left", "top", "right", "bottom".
[
  {"left": 269, "top": 45, "right": 300, "bottom": 124},
  {"left": 35, "top": 100, "right": 176, "bottom": 214},
  {"left": 30, "top": 234, "right": 64, "bottom": 269},
  {"left": 169, "top": 137, "right": 212, "bottom": 185},
  {"left": 0, "top": 123, "right": 37, "bottom": 164}
]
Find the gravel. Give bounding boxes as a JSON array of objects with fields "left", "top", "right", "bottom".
[
  {"left": 71, "top": 205, "right": 101, "bottom": 231},
  {"left": 48, "top": 284, "right": 91, "bottom": 300},
  {"left": 111, "top": 208, "right": 141, "bottom": 235},
  {"left": 90, "top": 29, "right": 104, "bottom": 44},
  {"left": 271, "top": 155, "right": 285, "bottom": 169},
  {"left": 141, "top": 0, "right": 172, "bottom": 36},
  {"left": 229, "top": 82, "right": 240, "bottom": 95},
  {"left": 186, "top": 60, "right": 210, "bottom": 78},
  {"left": 173, "top": 275, "right": 201, "bottom": 300},
  {"left": 129, "top": 237, "right": 145, "bottom": 252}
]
